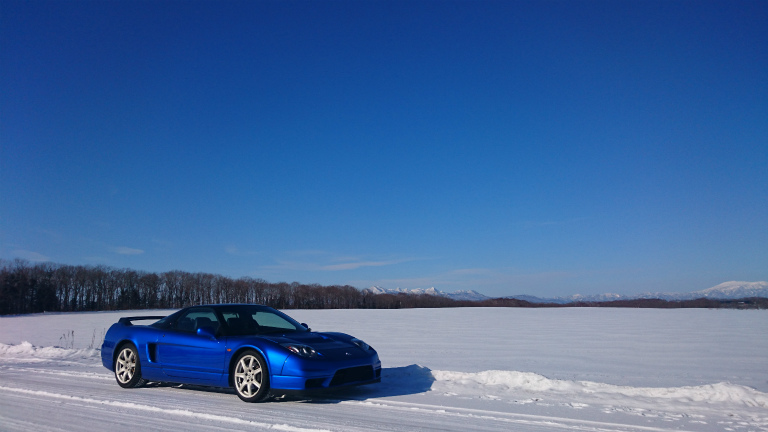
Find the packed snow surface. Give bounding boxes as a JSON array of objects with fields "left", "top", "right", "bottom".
[{"left": 1, "top": 308, "right": 766, "bottom": 431}]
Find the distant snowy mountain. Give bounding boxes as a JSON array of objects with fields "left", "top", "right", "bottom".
[
  {"left": 365, "top": 281, "right": 767, "bottom": 304},
  {"left": 629, "top": 281, "right": 768, "bottom": 301},
  {"left": 688, "top": 281, "right": 768, "bottom": 299},
  {"left": 507, "top": 281, "right": 768, "bottom": 304},
  {"left": 363, "top": 286, "right": 489, "bottom": 302}
]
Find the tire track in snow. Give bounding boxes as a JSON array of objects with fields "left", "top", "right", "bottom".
[
  {"left": 1, "top": 366, "right": 113, "bottom": 380},
  {"left": 0, "top": 385, "right": 331, "bottom": 432},
  {"left": 337, "top": 399, "right": 701, "bottom": 432},
  {"left": 1, "top": 372, "right": 691, "bottom": 432}
]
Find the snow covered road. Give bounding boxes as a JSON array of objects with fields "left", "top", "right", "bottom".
[
  {"left": 1, "top": 308, "right": 766, "bottom": 431},
  {"left": 0, "top": 359, "right": 638, "bottom": 432}
]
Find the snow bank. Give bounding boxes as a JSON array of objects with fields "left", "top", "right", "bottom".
[
  {"left": 430, "top": 369, "right": 768, "bottom": 408},
  {"left": 0, "top": 342, "right": 98, "bottom": 361}
]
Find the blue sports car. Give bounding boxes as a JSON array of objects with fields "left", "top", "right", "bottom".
[{"left": 101, "top": 304, "right": 381, "bottom": 402}]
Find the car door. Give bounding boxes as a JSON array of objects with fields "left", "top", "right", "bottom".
[{"left": 156, "top": 307, "right": 226, "bottom": 382}]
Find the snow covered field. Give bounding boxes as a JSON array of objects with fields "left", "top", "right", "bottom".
[{"left": 1, "top": 307, "right": 766, "bottom": 431}]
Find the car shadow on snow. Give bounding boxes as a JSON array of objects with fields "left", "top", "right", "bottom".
[
  {"left": 278, "top": 364, "right": 436, "bottom": 404},
  {"left": 144, "top": 381, "right": 237, "bottom": 395},
  {"left": 142, "top": 364, "right": 436, "bottom": 404}
]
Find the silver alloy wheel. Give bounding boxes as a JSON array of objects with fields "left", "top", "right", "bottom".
[
  {"left": 234, "top": 354, "right": 263, "bottom": 398},
  {"left": 115, "top": 347, "right": 136, "bottom": 384}
]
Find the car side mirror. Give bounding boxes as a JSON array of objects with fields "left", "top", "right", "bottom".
[
  {"left": 301, "top": 323, "right": 311, "bottom": 331},
  {"left": 197, "top": 326, "right": 217, "bottom": 339}
]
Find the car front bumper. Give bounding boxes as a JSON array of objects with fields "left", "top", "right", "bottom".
[{"left": 271, "top": 352, "right": 381, "bottom": 391}]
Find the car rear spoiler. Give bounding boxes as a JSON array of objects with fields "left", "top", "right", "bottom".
[{"left": 118, "top": 316, "right": 166, "bottom": 326}]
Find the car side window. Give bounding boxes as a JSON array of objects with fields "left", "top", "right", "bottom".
[{"left": 172, "top": 308, "right": 221, "bottom": 334}]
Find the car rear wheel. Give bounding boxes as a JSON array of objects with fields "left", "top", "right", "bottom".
[
  {"left": 114, "top": 343, "right": 146, "bottom": 388},
  {"left": 233, "top": 350, "right": 270, "bottom": 402}
]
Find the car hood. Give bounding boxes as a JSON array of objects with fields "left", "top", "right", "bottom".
[{"left": 256, "top": 332, "right": 370, "bottom": 358}]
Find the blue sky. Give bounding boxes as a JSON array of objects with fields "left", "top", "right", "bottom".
[{"left": 2, "top": 0, "right": 766, "bottom": 298}]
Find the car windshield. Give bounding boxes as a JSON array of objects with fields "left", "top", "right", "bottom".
[{"left": 217, "top": 305, "right": 307, "bottom": 336}]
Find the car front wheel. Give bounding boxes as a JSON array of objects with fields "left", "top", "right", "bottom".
[
  {"left": 114, "top": 343, "right": 146, "bottom": 388},
  {"left": 233, "top": 350, "right": 270, "bottom": 402}
]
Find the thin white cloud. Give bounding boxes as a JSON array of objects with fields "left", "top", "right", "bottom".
[
  {"left": 253, "top": 252, "right": 423, "bottom": 274},
  {"left": 320, "top": 260, "right": 403, "bottom": 271},
  {"left": 112, "top": 246, "right": 144, "bottom": 255},
  {"left": 12, "top": 250, "right": 50, "bottom": 262}
]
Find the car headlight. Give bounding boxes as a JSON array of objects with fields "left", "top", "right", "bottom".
[
  {"left": 282, "top": 343, "right": 318, "bottom": 358},
  {"left": 351, "top": 338, "right": 372, "bottom": 351}
]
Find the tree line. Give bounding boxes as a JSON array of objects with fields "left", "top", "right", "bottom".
[
  {"left": 0, "top": 259, "right": 476, "bottom": 315},
  {"left": 2, "top": 259, "right": 765, "bottom": 315}
]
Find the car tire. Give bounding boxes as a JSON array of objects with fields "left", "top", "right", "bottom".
[
  {"left": 114, "top": 343, "right": 147, "bottom": 388},
  {"left": 233, "top": 350, "right": 270, "bottom": 402}
]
